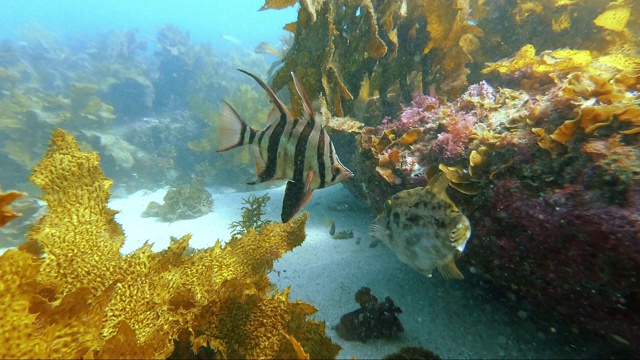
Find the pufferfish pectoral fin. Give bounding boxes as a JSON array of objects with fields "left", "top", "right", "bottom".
[
  {"left": 437, "top": 259, "right": 464, "bottom": 280},
  {"left": 368, "top": 223, "right": 388, "bottom": 242}
]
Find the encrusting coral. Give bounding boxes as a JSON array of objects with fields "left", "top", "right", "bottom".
[{"left": 0, "top": 129, "right": 340, "bottom": 359}]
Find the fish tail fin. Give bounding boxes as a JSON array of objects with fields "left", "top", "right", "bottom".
[
  {"left": 437, "top": 259, "right": 465, "bottom": 280},
  {"left": 217, "top": 101, "right": 257, "bottom": 152}
]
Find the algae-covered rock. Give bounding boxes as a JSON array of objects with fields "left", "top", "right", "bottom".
[
  {"left": 141, "top": 201, "right": 161, "bottom": 218},
  {"left": 103, "top": 76, "right": 154, "bottom": 118},
  {"left": 143, "top": 183, "right": 213, "bottom": 222}
]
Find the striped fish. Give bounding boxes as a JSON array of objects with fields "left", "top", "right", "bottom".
[{"left": 217, "top": 69, "right": 354, "bottom": 223}]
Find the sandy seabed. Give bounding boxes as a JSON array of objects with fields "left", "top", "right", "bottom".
[{"left": 110, "top": 184, "right": 611, "bottom": 359}]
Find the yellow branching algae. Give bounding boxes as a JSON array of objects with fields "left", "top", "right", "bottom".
[
  {"left": 327, "top": 115, "right": 365, "bottom": 133},
  {"left": 0, "top": 189, "right": 26, "bottom": 227},
  {"left": 270, "top": 0, "right": 482, "bottom": 118},
  {"left": 593, "top": 1, "right": 631, "bottom": 32},
  {"left": 0, "top": 129, "right": 340, "bottom": 359},
  {"left": 28, "top": 129, "right": 125, "bottom": 298},
  {"left": 0, "top": 249, "right": 43, "bottom": 359},
  {"left": 259, "top": 0, "right": 297, "bottom": 11},
  {"left": 482, "top": 44, "right": 592, "bottom": 78},
  {"left": 418, "top": 0, "right": 484, "bottom": 97}
]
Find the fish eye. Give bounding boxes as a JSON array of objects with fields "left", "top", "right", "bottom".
[
  {"left": 384, "top": 200, "right": 393, "bottom": 212},
  {"left": 331, "top": 165, "right": 342, "bottom": 177}
]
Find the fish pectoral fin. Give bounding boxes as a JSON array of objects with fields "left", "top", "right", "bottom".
[
  {"left": 304, "top": 171, "right": 315, "bottom": 192},
  {"left": 281, "top": 181, "right": 315, "bottom": 223},
  {"left": 450, "top": 215, "right": 471, "bottom": 247},
  {"left": 437, "top": 259, "right": 464, "bottom": 280},
  {"left": 250, "top": 146, "right": 266, "bottom": 177},
  {"left": 368, "top": 224, "right": 387, "bottom": 241}
]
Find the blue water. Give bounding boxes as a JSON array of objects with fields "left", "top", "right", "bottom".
[{"left": 1, "top": 0, "right": 296, "bottom": 51}]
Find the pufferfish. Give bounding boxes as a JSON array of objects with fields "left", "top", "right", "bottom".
[{"left": 369, "top": 170, "right": 472, "bottom": 279}]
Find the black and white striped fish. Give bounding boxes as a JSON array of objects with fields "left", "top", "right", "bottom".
[{"left": 217, "top": 69, "right": 354, "bottom": 223}]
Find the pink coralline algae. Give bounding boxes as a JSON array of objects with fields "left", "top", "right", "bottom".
[
  {"left": 384, "top": 95, "right": 442, "bottom": 132},
  {"left": 462, "top": 81, "right": 496, "bottom": 103},
  {"left": 428, "top": 112, "right": 477, "bottom": 164},
  {"left": 361, "top": 82, "right": 510, "bottom": 190}
]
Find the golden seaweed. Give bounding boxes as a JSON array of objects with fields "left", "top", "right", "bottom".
[{"left": 0, "top": 129, "right": 340, "bottom": 359}]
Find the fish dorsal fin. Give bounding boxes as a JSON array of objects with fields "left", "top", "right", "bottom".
[
  {"left": 265, "top": 105, "right": 280, "bottom": 127},
  {"left": 238, "top": 69, "right": 291, "bottom": 118},
  {"left": 437, "top": 258, "right": 464, "bottom": 280},
  {"left": 291, "top": 71, "right": 315, "bottom": 120},
  {"left": 426, "top": 169, "right": 459, "bottom": 211}
]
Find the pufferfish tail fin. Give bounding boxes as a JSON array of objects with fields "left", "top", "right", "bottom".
[
  {"left": 425, "top": 165, "right": 459, "bottom": 212},
  {"left": 438, "top": 258, "right": 465, "bottom": 280}
]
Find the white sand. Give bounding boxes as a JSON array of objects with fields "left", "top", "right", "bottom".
[{"left": 110, "top": 184, "right": 601, "bottom": 359}]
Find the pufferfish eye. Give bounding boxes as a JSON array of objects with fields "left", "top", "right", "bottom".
[
  {"left": 331, "top": 165, "right": 342, "bottom": 177},
  {"left": 384, "top": 199, "right": 393, "bottom": 212}
]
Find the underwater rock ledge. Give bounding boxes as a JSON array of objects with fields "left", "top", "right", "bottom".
[{"left": 0, "top": 128, "right": 340, "bottom": 359}]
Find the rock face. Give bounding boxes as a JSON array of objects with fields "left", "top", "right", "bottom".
[
  {"left": 141, "top": 183, "right": 213, "bottom": 222},
  {"left": 346, "top": 74, "right": 640, "bottom": 353},
  {"left": 466, "top": 179, "right": 640, "bottom": 348}
]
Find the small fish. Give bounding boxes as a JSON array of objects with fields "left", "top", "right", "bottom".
[
  {"left": 220, "top": 34, "right": 242, "bottom": 45},
  {"left": 333, "top": 229, "right": 353, "bottom": 240},
  {"left": 369, "top": 170, "right": 471, "bottom": 279},
  {"left": 327, "top": 217, "right": 336, "bottom": 236},
  {"left": 217, "top": 69, "right": 354, "bottom": 222}
]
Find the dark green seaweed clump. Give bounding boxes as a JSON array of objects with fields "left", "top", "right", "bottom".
[
  {"left": 382, "top": 346, "right": 442, "bottom": 360},
  {"left": 228, "top": 193, "right": 272, "bottom": 239},
  {"left": 333, "top": 287, "right": 403, "bottom": 342}
]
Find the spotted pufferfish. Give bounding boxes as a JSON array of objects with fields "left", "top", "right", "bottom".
[{"left": 370, "top": 171, "right": 472, "bottom": 279}]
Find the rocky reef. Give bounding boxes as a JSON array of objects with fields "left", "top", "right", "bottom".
[
  {"left": 259, "top": 0, "right": 640, "bottom": 351},
  {"left": 0, "top": 129, "right": 340, "bottom": 359},
  {"left": 333, "top": 287, "right": 404, "bottom": 342},
  {"left": 142, "top": 164, "right": 215, "bottom": 223},
  {"left": 0, "top": 0, "right": 639, "bottom": 356},
  {"left": 382, "top": 346, "right": 442, "bottom": 360},
  {"left": 0, "top": 24, "right": 272, "bottom": 194},
  {"left": 142, "top": 182, "right": 213, "bottom": 222},
  {"left": 347, "top": 51, "right": 640, "bottom": 353}
]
